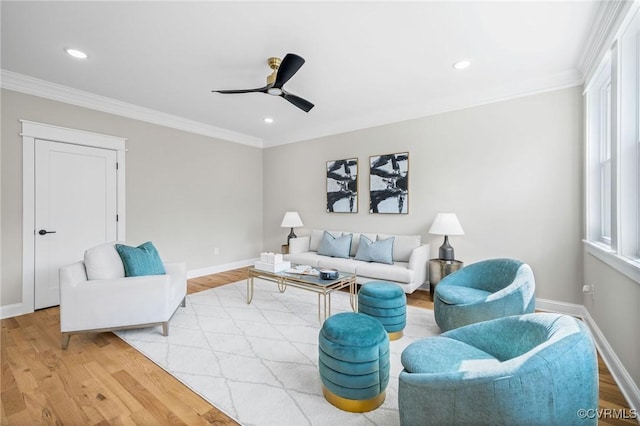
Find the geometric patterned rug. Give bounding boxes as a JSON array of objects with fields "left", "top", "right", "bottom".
[{"left": 115, "top": 279, "right": 439, "bottom": 425}]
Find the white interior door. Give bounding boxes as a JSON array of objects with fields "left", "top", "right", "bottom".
[{"left": 34, "top": 139, "right": 118, "bottom": 309}]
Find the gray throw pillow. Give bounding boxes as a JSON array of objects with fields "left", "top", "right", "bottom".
[
  {"left": 355, "top": 235, "right": 395, "bottom": 264},
  {"left": 317, "top": 231, "right": 352, "bottom": 258}
]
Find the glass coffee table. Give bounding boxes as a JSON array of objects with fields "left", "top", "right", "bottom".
[{"left": 246, "top": 266, "right": 357, "bottom": 323}]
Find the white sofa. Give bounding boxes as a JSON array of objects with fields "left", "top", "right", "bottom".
[
  {"left": 284, "top": 229, "right": 430, "bottom": 293},
  {"left": 59, "top": 242, "right": 187, "bottom": 349}
]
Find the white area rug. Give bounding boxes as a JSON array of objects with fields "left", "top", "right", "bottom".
[{"left": 115, "top": 280, "right": 440, "bottom": 426}]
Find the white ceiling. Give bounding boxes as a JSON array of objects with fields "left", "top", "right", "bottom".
[{"left": 1, "top": 1, "right": 604, "bottom": 147}]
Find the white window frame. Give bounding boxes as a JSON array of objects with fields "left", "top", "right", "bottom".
[
  {"left": 585, "top": 55, "right": 613, "bottom": 247},
  {"left": 617, "top": 4, "right": 640, "bottom": 261},
  {"left": 584, "top": 3, "right": 640, "bottom": 284},
  {"left": 600, "top": 79, "right": 612, "bottom": 245}
]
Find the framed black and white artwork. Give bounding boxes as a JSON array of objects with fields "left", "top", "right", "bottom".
[
  {"left": 369, "top": 152, "right": 409, "bottom": 214},
  {"left": 326, "top": 158, "right": 358, "bottom": 213}
]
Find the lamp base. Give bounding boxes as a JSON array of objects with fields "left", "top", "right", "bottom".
[
  {"left": 438, "top": 235, "right": 455, "bottom": 261},
  {"left": 287, "top": 228, "right": 297, "bottom": 245}
]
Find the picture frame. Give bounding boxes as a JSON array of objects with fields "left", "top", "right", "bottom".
[
  {"left": 326, "top": 158, "right": 358, "bottom": 213},
  {"left": 369, "top": 152, "right": 409, "bottom": 214}
]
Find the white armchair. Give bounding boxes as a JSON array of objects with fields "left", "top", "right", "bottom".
[{"left": 59, "top": 243, "right": 187, "bottom": 349}]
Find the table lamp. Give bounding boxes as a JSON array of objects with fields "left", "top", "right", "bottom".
[
  {"left": 428, "top": 213, "right": 464, "bottom": 261},
  {"left": 280, "top": 211, "right": 303, "bottom": 244}
]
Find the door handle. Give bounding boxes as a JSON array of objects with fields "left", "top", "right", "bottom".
[{"left": 38, "top": 229, "right": 57, "bottom": 235}]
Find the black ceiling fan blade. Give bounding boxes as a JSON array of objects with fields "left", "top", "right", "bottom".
[
  {"left": 273, "top": 54, "right": 305, "bottom": 88},
  {"left": 212, "top": 85, "right": 269, "bottom": 94},
  {"left": 282, "top": 92, "right": 314, "bottom": 112}
]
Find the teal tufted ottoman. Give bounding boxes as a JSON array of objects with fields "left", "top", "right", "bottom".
[
  {"left": 318, "top": 312, "right": 390, "bottom": 412},
  {"left": 358, "top": 281, "right": 407, "bottom": 340}
]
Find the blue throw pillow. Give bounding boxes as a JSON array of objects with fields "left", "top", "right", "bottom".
[
  {"left": 115, "top": 241, "right": 166, "bottom": 277},
  {"left": 355, "top": 235, "right": 395, "bottom": 264},
  {"left": 317, "top": 231, "right": 353, "bottom": 259}
]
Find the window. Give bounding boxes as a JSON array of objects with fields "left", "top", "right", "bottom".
[
  {"left": 586, "top": 56, "right": 613, "bottom": 247},
  {"left": 600, "top": 80, "right": 612, "bottom": 244},
  {"left": 617, "top": 5, "right": 640, "bottom": 260},
  {"left": 585, "top": 4, "right": 640, "bottom": 281}
]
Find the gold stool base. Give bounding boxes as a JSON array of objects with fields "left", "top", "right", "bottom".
[
  {"left": 322, "top": 385, "right": 385, "bottom": 413},
  {"left": 388, "top": 330, "right": 404, "bottom": 341}
]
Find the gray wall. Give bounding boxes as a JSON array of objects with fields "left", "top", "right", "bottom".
[
  {"left": 584, "top": 254, "right": 640, "bottom": 392},
  {"left": 1, "top": 89, "right": 263, "bottom": 306},
  {"left": 263, "top": 86, "right": 584, "bottom": 303}
]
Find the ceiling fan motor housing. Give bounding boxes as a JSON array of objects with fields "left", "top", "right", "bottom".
[{"left": 266, "top": 57, "right": 281, "bottom": 85}]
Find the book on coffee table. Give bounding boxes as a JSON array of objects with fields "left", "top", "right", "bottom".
[{"left": 284, "top": 265, "right": 319, "bottom": 276}]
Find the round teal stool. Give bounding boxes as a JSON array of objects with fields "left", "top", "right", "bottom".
[
  {"left": 318, "top": 312, "right": 390, "bottom": 412},
  {"left": 358, "top": 281, "right": 407, "bottom": 340}
]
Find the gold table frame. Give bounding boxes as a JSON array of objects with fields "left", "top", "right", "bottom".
[{"left": 246, "top": 267, "right": 357, "bottom": 323}]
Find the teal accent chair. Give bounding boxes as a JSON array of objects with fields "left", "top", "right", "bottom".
[
  {"left": 398, "top": 313, "right": 598, "bottom": 425},
  {"left": 434, "top": 258, "right": 535, "bottom": 331}
]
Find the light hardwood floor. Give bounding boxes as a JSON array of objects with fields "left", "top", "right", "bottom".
[{"left": 1, "top": 267, "right": 636, "bottom": 425}]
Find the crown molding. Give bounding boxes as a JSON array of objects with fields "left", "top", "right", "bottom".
[
  {"left": 0, "top": 70, "right": 264, "bottom": 148},
  {"left": 578, "top": 0, "right": 636, "bottom": 85},
  {"left": 264, "top": 68, "right": 584, "bottom": 147},
  {"left": 2, "top": 66, "right": 583, "bottom": 150}
]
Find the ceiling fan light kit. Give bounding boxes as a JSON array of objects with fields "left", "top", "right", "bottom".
[{"left": 212, "top": 53, "right": 315, "bottom": 112}]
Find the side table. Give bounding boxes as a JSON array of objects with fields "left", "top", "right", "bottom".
[
  {"left": 281, "top": 244, "right": 289, "bottom": 255},
  {"left": 429, "top": 259, "right": 463, "bottom": 293}
]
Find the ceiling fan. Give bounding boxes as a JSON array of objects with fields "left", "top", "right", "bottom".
[{"left": 212, "top": 53, "right": 314, "bottom": 112}]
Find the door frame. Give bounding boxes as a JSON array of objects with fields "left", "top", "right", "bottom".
[{"left": 19, "top": 120, "right": 126, "bottom": 315}]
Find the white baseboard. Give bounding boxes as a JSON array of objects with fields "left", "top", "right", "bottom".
[
  {"left": 535, "top": 297, "right": 587, "bottom": 317},
  {"left": 187, "top": 258, "right": 257, "bottom": 279},
  {"left": 0, "top": 301, "right": 32, "bottom": 320},
  {"left": 582, "top": 309, "right": 640, "bottom": 415}
]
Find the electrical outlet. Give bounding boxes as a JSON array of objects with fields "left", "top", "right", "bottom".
[
  {"left": 214, "top": 247, "right": 219, "bottom": 256},
  {"left": 582, "top": 284, "right": 596, "bottom": 300}
]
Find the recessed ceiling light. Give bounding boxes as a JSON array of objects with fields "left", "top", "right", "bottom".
[
  {"left": 65, "top": 48, "right": 88, "bottom": 59},
  {"left": 453, "top": 60, "right": 471, "bottom": 70},
  {"left": 263, "top": 117, "right": 274, "bottom": 124}
]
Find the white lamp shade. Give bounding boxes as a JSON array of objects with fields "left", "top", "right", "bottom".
[
  {"left": 428, "top": 213, "right": 464, "bottom": 236},
  {"left": 280, "top": 211, "right": 303, "bottom": 228}
]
